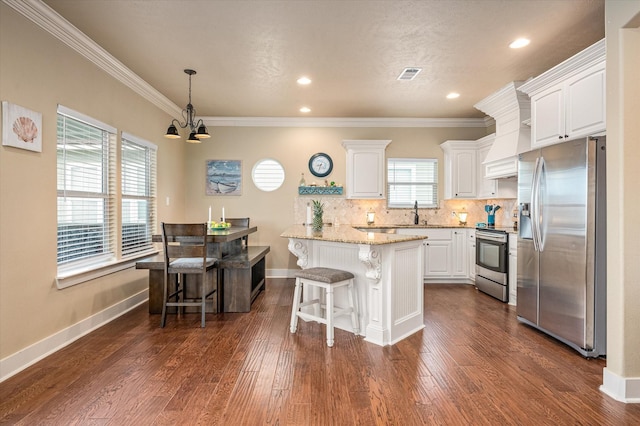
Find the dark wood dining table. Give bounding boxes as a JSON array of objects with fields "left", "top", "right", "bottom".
[{"left": 137, "top": 226, "right": 269, "bottom": 313}]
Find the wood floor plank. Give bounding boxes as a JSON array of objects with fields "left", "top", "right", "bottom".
[{"left": 2, "top": 281, "right": 640, "bottom": 425}]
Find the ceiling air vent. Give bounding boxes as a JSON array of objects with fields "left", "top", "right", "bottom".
[{"left": 397, "top": 67, "right": 422, "bottom": 81}]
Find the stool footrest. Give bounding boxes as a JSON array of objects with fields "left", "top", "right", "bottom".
[
  {"left": 166, "top": 301, "right": 209, "bottom": 307},
  {"left": 298, "top": 299, "right": 321, "bottom": 309},
  {"left": 296, "top": 311, "right": 327, "bottom": 324}
]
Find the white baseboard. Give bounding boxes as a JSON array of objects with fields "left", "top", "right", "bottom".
[
  {"left": 0, "top": 290, "right": 148, "bottom": 383},
  {"left": 600, "top": 367, "right": 640, "bottom": 403},
  {"left": 267, "top": 268, "right": 296, "bottom": 278}
]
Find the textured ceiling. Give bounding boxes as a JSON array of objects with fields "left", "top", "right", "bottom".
[{"left": 43, "top": 0, "right": 605, "bottom": 119}]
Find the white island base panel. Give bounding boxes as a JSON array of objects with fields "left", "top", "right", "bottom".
[{"left": 287, "top": 238, "right": 425, "bottom": 346}]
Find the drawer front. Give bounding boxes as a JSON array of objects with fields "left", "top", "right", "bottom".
[
  {"left": 425, "top": 229, "right": 453, "bottom": 240},
  {"left": 396, "top": 228, "right": 454, "bottom": 239}
]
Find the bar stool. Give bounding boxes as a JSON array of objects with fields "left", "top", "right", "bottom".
[{"left": 289, "top": 267, "right": 359, "bottom": 347}]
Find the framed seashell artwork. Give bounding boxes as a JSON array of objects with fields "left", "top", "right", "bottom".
[{"left": 2, "top": 101, "right": 42, "bottom": 152}]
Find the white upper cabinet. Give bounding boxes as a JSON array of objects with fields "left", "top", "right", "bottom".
[
  {"left": 441, "top": 140, "right": 477, "bottom": 199},
  {"left": 520, "top": 39, "right": 605, "bottom": 149},
  {"left": 476, "top": 136, "right": 497, "bottom": 198},
  {"left": 441, "top": 137, "right": 516, "bottom": 200},
  {"left": 342, "top": 139, "right": 391, "bottom": 199}
]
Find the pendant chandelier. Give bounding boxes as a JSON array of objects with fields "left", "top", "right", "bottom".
[{"left": 164, "top": 69, "right": 210, "bottom": 143}]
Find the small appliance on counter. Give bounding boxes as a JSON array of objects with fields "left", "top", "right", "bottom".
[{"left": 484, "top": 204, "right": 501, "bottom": 227}]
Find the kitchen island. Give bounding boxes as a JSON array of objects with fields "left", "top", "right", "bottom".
[{"left": 281, "top": 224, "right": 426, "bottom": 346}]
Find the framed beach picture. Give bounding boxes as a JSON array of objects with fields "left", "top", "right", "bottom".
[
  {"left": 206, "top": 159, "right": 242, "bottom": 196},
  {"left": 2, "top": 101, "right": 43, "bottom": 152}
]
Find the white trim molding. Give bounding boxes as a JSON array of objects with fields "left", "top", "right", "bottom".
[
  {"left": 2, "top": 0, "right": 182, "bottom": 118},
  {"left": 267, "top": 269, "right": 296, "bottom": 278},
  {"left": 601, "top": 368, "right": 640, "bottom": 403},
  {"left": 202, "top": 116, "right": 490, "bottom": 128},
  {"left": 0, "top": 290, "right": 148, "bottom": 383}
]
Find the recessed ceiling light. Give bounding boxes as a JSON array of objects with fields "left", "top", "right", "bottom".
[
  {"left": 297, "top": 76, "right": 312, "bottom": 85},
  {"left": 509, "top": 38, "right": 530, "bottom": 49},
  {"left": 446, "top": 92, "right": 460, "bottom": 99},
  {"left": 299, "top": 106, "right": 311, "bottom": 113}
]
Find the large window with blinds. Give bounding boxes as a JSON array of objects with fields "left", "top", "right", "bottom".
[
  {"left": 387, "top": 158, "right": 438, "bottom": 208},
  {"left": 121, "top": 133, "right": 157, "bottom": 257},
  {"left": 57, "top": 106, "right": 157, "bottom": 284},
  {"left": 57, "top": 107, "right": 116, "bottom": 268}
]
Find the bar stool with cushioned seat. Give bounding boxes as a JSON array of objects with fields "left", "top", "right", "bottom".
[
  {"left": 161, "top": 223, "right": 218, "bottom": 328},
  {"left": 289, "top": 267, "right": 359, "bottom": 347}
]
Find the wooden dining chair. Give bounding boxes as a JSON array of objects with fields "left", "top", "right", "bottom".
[
  {"left": 161, "top": 223, "right": 218, "bottom": 328},
  {"left": 224, "top": 217, "right": 250, "bottom": 247}
]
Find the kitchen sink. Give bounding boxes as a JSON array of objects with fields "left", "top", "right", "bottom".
[{"left": 355, "top": 227, "right": 397, "bottom": 234}]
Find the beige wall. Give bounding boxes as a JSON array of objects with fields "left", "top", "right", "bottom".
[
  {"left": 605, "top": 0, "right": 640, "bottom": 379},
  {"left": 183, "top": 126, "right": 490, "bottom": 272},
  {"left": 0, "top": 5, "right": 182, "bottom": 359}
]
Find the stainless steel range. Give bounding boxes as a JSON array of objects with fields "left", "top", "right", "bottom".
[{"left": 475, "top": 228, "right": 509, "bottom": 302}]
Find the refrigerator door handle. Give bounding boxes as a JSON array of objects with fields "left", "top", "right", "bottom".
[
  {"left": 537, "top": 157, "right": 547, "bottom": 252},
  {"left": 531, "top": 157, "right": 541, "bottom": 252}
]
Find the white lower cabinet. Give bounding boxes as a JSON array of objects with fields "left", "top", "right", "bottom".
[
  {"left": 425, "top": 240, "right": 452, "bottom": 277},
  {"left": 468, "top": 231, "right": 476, "bottom": 281},
  {"left": 397, "top": 228, "right": 472, "bottom": 283},
  {"left": 508, "top": 236, "right": 517, "bottom": 306},
  {"left": 451, "top": 229, "right": 467, "bottom": 277}
]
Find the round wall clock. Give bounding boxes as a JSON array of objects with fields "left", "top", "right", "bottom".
[{"left": 308, "top": 152, "right": 333, "bottom": 177}]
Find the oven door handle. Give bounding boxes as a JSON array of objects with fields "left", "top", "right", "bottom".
[{"left": 476, "top": 233, "right": 507, "bottom": 243}]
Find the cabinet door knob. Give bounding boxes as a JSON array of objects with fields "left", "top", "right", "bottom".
[
  {"left": 558, "top": 135, "right": 564, "bottom": 139},
  {"left": 564, "top": 134, "right": 569, "bottom": 138}
]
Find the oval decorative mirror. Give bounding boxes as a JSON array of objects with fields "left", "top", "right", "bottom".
[{"left": 251, "top": 158, "right": 285, "bottom": 192}]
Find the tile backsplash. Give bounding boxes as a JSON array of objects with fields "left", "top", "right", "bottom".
[{"left": 294, "top": 197, "right": 518, "bottom": 229}]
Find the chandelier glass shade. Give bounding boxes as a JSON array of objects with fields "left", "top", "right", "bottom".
[{"left": 164, "top": 69, "right": 210, "bottom": 143}]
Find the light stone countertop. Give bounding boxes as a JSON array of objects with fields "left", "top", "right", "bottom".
[
  {"left": 355, "top": 223, "right": 473, "bottom": 230},
  {"left": 281, "top": 224, "right": 519, "bottom": 245},
  {"left": 280, "top": 224, "right": 427, "bottom": 245}
]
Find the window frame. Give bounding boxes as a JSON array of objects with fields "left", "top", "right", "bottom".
[
  {"left": 387, "top": 157, "right": 438, "bottom": 209},
  {"left": 120, "top": 132, "right": 157, "bottom": 258},
  {"left": 55, "top": 105, "right": 158, "bottom": 289}
]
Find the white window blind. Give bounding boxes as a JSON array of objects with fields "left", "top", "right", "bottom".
[
  {"left": 57, "top": 107, "right": 116, "bottom": 268},
  {"left": 387, "top": 158, "right": 438, "bottom": 208},
  {"left": 252, "top": 158, "right": 285, "bottom": 192},
  {"left": 121, "top": 132, "right": 157, "bottom": 257}
]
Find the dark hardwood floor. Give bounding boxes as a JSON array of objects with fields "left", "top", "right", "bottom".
[{"left": 2, "top": 279, "right": 639, "bottom": 425}]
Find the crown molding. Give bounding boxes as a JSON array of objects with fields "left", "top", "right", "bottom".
[
  {"left": 201, "top": 116, "right": 489, "bottom": 128},
  {"left": 519, "top": 39, "right": 605, "bottom": 96},
  {"left": 474, "top": 81, "right": 530, "bottom": 120},
  {"left": 4, "top": 0, "right": 491, "bottom": 130},
  {"left": 2, "top": 0, "right": 183, "bottom": 118}
]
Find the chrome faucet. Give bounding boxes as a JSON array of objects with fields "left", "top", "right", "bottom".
[{"left": 411, "top": 201, "right": 419, "bottom": 225}]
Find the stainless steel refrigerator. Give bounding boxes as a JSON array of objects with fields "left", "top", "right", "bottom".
[{"left": 517, "top": 136, "right": 606, "bottom": 358}]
